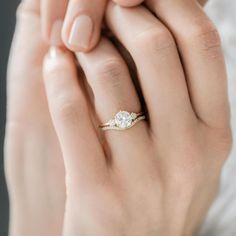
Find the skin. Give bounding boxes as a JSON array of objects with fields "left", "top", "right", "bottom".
[
  {"left": 41, "top": 0, "right": 208, "bottom": 51},
  {"left": 40, "top": 0, "right": 142, "bottom": 51},
  {"left": 5, "top": 2, "right": 65, "bottom": 236},
  {"left": 5, "top": 0, "right": 232, "bottom": 236}
]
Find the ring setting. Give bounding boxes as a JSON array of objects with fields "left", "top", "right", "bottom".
[{"left": 99, "top": 111, "right": 146, "bottom": 131}]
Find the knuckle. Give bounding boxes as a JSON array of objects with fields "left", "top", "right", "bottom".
[
  {"left": 97, "top": 59, "right": 125, "bottom": 78},
  {"left": 52, "top": 94, "right": 84, "bottom": 125},
  {"left": 133, "top": 26, "right": 176, "bottom": 54},
  {"left": 93, "top": 58, "right": 126, "bottom": 88},
  {"left": 191, "top": 17, "right": 218, "bottom": 37},
  {"left": 54, "top": 101, "right": 78, "bottom": 124},
  {"left": 199, "top": 29, "right": 222, "bottom": 58},
  {"left": 46, "top": 70, "right": 86, "bottom": 125},
  {"left": 187, "top": 18, "right": 222, "bottom": 58}
]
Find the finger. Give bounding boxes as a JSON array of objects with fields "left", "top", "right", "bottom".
[
  {"left": 21, "top": 0, "right": 40, "bottom": 12},
  {"left": 43, "top": 47, "right": 108, "bottom": 189},
  {"left": 105, "top": 4, "right": 195, "bottom": 135},
  {"left": 146, "top": 0, "right": 230, "bottom": 128},
  {"left": 7, "top": 0, "right": 48, "bottom": 125},
  {"left": 198, "top": 0, "right": 208, "bottom": 6},
  {"left": 41, "top": 0, "right": 68, "bottom": 46},
  {"left": 62, "top": 0, "right": 107, "bottom": 52},
  {"left": 113, "top": 0, "right": 144, "bottom": 7},
  {"left": 76, "top": 38, "right": 150, "bottom": 175}
]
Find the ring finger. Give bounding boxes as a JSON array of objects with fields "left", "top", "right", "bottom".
[
  {"left": 105, "top": 3, "right": 196, "bottom": 138},
  {"left": 76, "top": 38, "right": 152, "bottom": 175}
]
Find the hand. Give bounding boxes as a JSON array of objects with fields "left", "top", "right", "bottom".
[
  {"left": 40, "top": 0, "right": 208, "bottom": 52},
  {"left": 5, "top": 1, "right": 65, "bottom": 235},
  {"left": 40, "top": 0, "right": 143, "bottom": 51},
  {"left": 42, "top": 2, "right": 232, "bottom": 235}
]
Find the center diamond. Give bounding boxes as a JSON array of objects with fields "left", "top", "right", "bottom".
[{"left": 115, "top": 111, "right": 133, "bottom": 129}]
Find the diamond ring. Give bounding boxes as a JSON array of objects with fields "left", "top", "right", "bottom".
[{"left": 99, "top": 111, "right": 146, "bottom": 131}]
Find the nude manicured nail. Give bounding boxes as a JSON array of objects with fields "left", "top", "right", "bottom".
[
  {"left": 68, "top": 15, "right": 93, "bottom": 49},
  {"left": 50, "top": 19, "right": 63, "bottom": 46}
]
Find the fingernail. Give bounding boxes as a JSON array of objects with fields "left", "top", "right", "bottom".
[
  {"left": 68, "top": 15, "right": 93, "bottom": 49},
  {"left": 50, "top": 19, "right": 63, "bottom": 46}
]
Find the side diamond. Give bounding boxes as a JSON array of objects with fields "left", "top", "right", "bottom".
[
  {"left": 108, "top": 119, "right": 116, "bottom": 127},
  {"left": 131, "top": 112, "right": 137, "bottom": 120}
]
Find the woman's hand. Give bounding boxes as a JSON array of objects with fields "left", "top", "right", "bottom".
[
  {"left": 42, "top": 2, "right": 232, "bottom": 235},
  {"left": 40, "top": 0, "right": 208, "bottom": 52},
  {"left": 40, "top": 0, "right": 143, "bottom": 51},
  {"left": 5, "top": 1, "right": 65, "bottom": 235}
]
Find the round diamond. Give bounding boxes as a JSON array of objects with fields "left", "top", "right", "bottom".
[{"left": 115, "top": 111, "right": 133, "bottom": 129}]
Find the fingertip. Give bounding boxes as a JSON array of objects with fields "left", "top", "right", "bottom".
[
  {"left": 47, "top": 46, "right": 65, "bottom": 60},
  {"left": 43, "top": 47, "right": 75, "bottom": 76}
]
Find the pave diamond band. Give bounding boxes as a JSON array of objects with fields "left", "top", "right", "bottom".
[{"left": 99, "top": 111, "right": 146, "bottom": 131}]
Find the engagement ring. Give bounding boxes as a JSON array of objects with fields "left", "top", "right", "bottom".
[{"left": 99, "top": 111, "right": 146, "bottom": 131}]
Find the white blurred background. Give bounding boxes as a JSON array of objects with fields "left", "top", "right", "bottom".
[{"left": 199, "top": 0, "right": 236, "bottom": 235}]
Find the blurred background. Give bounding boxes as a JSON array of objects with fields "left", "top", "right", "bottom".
[{"left": 0, "top": 1, "right": 235, "bottom": 236}]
